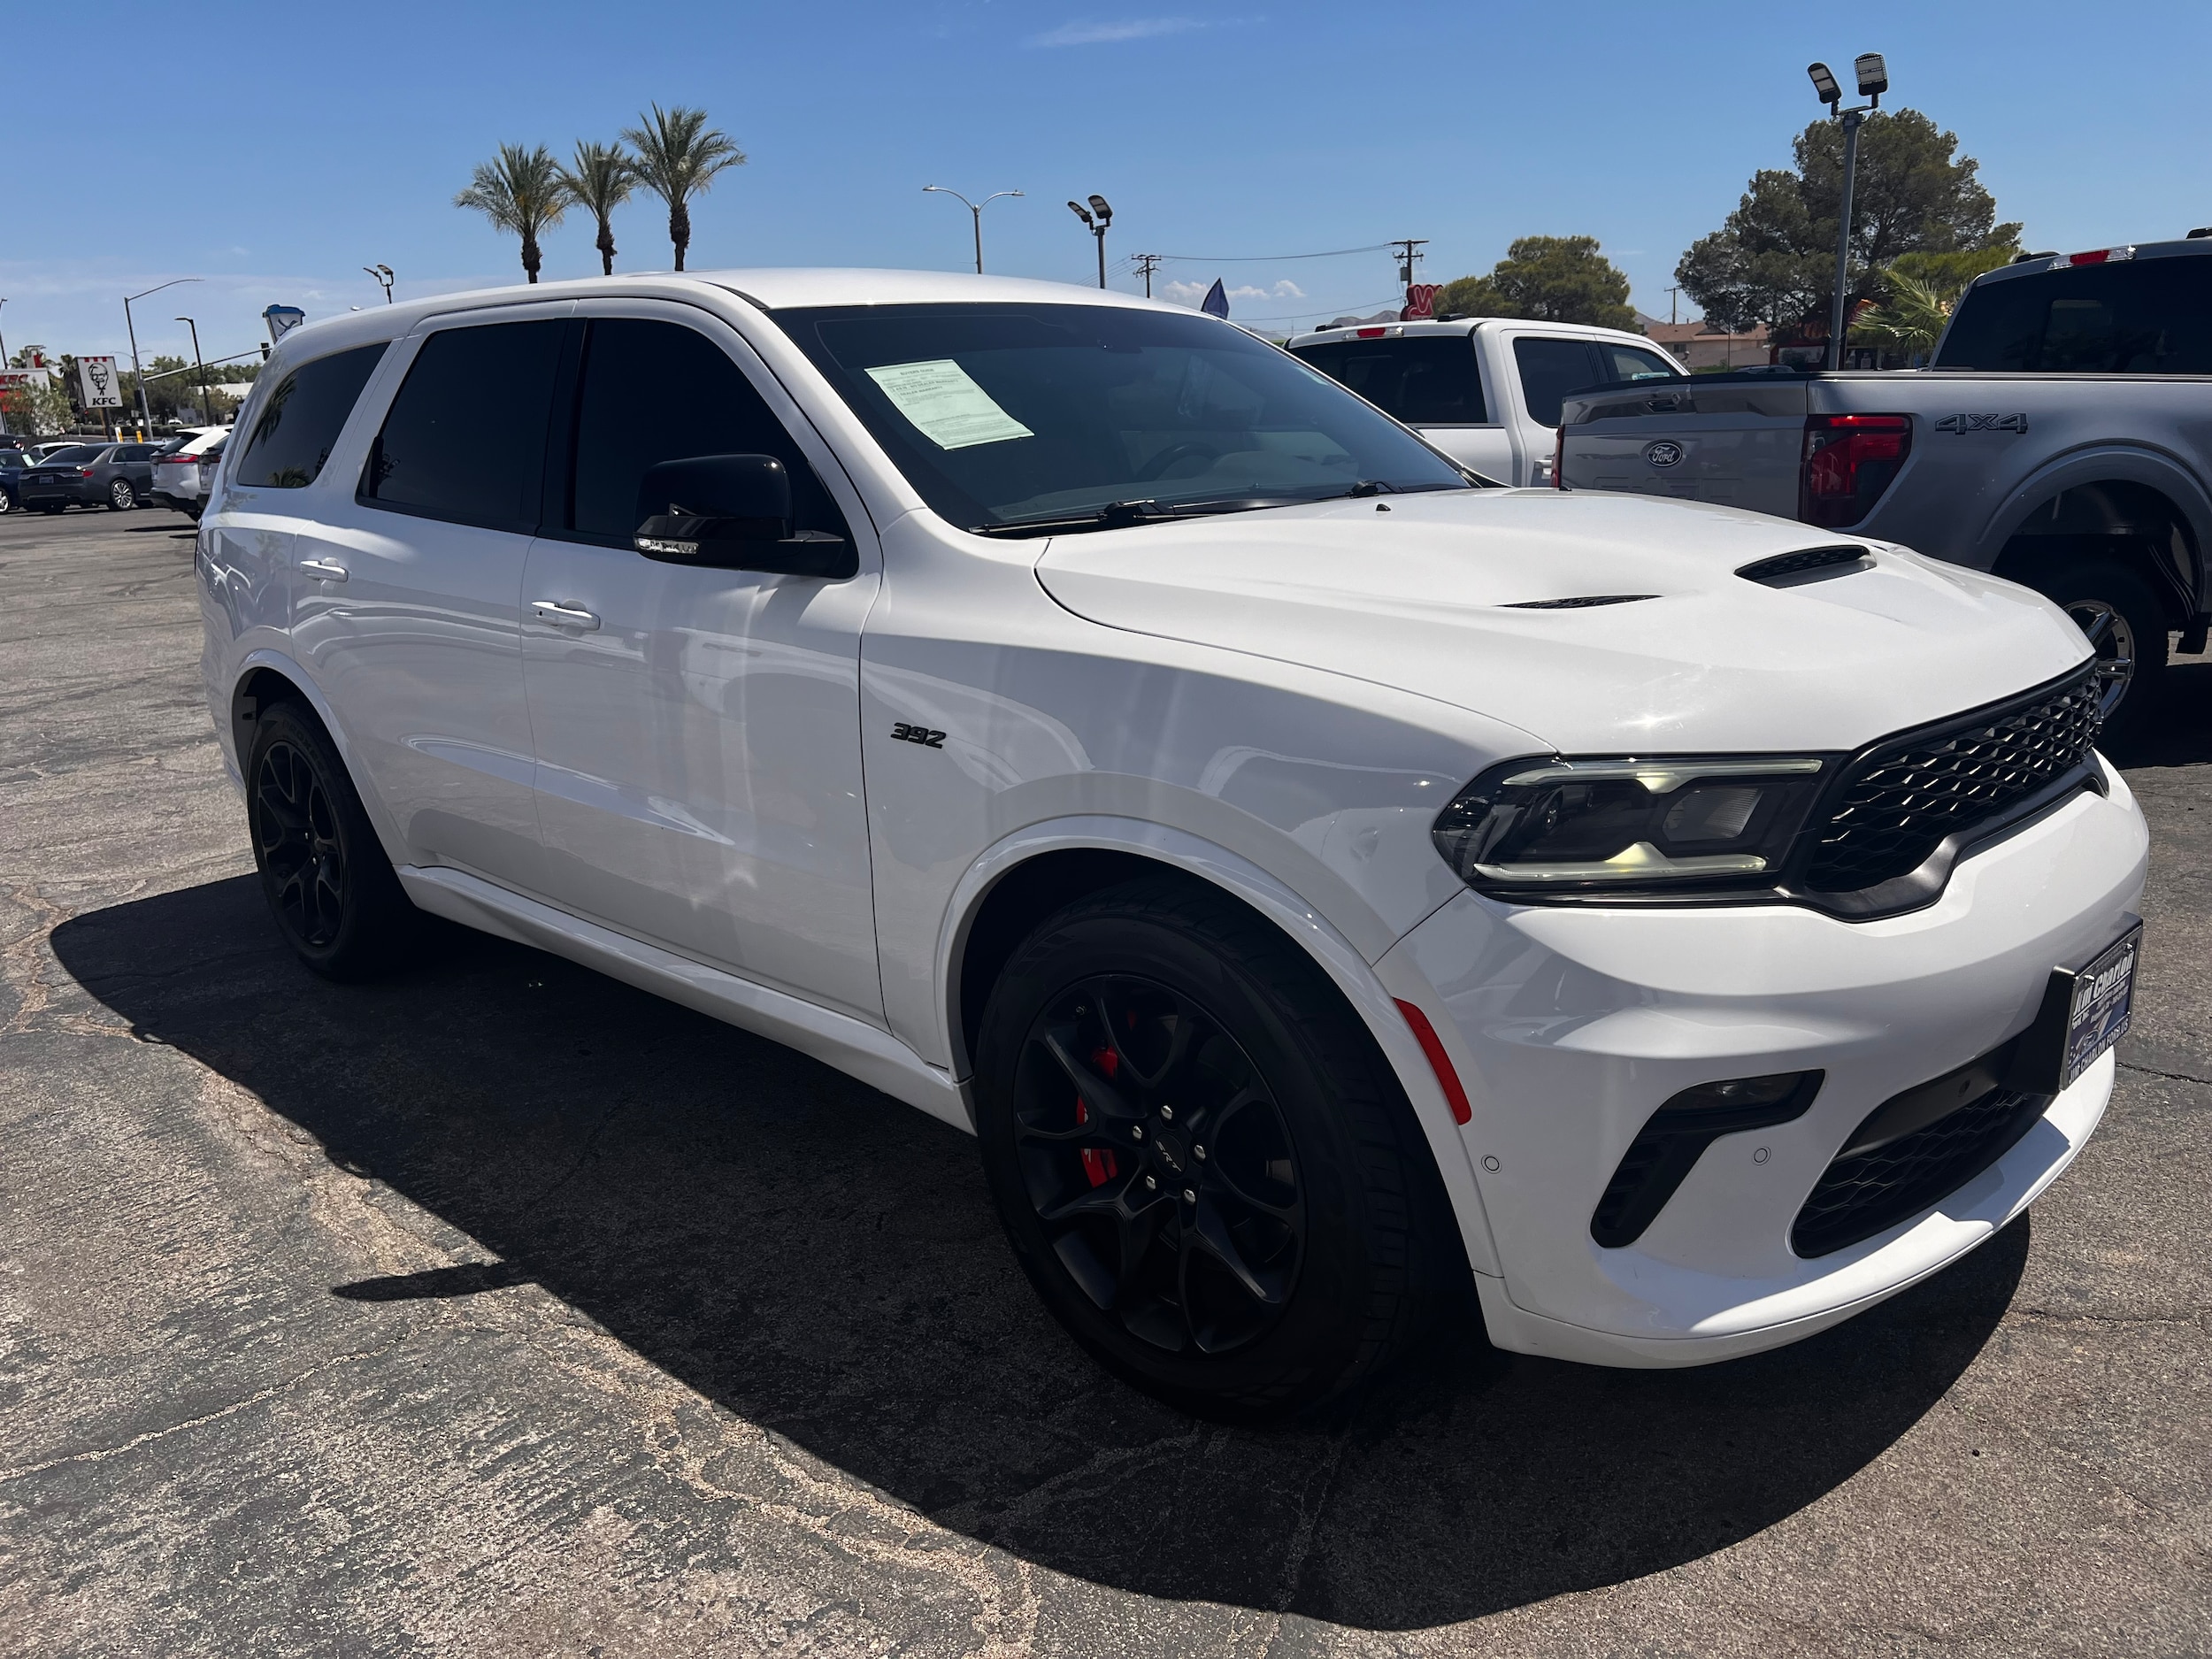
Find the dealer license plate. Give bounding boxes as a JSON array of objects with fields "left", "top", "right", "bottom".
[{"left": 2062, "top": 924, "right": 2141, "bottom": 1089}]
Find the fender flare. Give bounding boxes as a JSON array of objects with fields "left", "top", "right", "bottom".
[
  {"left": 1973, "top": 442, "right": 2212, "bottom": 608},
  {"left": 935, "top": 815, "right": 1502, "bottom": 1276}
]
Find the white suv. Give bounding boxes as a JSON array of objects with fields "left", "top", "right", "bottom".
[
  {"left": 197, "top": 271, "right": 2147, "bottom": 1415},
  {"left": 1287, "top": 319, "right": 1683, "bottom": 485},
  {"left": 150, "top": 426, "right": 231, "bottom": 518}
]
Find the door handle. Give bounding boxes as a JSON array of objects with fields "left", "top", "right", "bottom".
[
  {"left": 297, "top": 557, "right": 348, "bottom": 582},
  {"left": 530, "top": 599, "right": 602, "bottom": 631}
]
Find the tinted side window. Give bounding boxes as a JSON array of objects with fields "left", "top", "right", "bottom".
[
  {"left": 1512, "top": 337, "right": 1602, "bottom": 425},
  {"left": 234, "top": 343, "right": 388, "bottom": 488},
  {"left": 565, "top": 318, "right": 849, "bottom": 541},
  {"left": 1936, "top": 257, "right": 2212, "bottom": 372},
  {"left": 362, "top": 320, "right": 564, "bottom": 529},
  {"left": 1291, "top": 337, "right": 1487, "bottom": 423}
]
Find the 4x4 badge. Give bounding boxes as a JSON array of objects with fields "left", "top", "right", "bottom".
[{"left": 1934, "top": 412, "right": 2028, "bottom": 434}]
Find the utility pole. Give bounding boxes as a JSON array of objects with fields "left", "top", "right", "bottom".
[
  {"left": 1808, "top": 53, "right": 1887, "bottom": 370},
  {"left": 1391, "top": 237, "right": 1428, "bottom": 307},
  {"left": 1664, "top": 286, "right": 1681, "bottom": 326},
  {"left": 1131, "top": 253, "right": 1163, "bottom": 298},
  {"left": 176, "top": 315, "right": 213, "bottom": 427}
]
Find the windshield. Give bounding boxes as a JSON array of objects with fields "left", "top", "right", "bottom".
[{"left": 774, "top": 302, "right": 1472, "bottom": 531}]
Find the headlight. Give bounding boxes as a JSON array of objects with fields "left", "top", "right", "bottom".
[{"left": 1432, "top": 755, "right": 1829, "bottom": 898}]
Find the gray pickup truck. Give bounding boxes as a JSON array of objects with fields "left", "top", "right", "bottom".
[{"left": 1557, "top": 234, "right": 2212, "bottom": 734}]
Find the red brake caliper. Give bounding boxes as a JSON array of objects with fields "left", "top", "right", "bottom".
[{"left": 1079, "top": 1045, "right": 1119, "bottom": 1187}]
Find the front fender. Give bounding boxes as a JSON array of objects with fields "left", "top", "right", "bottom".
[{"left": 936, "top": 815, "right": 1500, "bottom": 1276}]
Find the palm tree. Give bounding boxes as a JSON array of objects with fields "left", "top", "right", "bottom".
[
  {"left": 1851, "top": 271, "right": 1953, "bottom": 364},
  {"left": 454, "top": 143, "right": 568, "bottom": 284},
  {"left": 558, "top": 141, "right": 635, "bottom": 277},
  {"left": 620, "top": 104, "right": 746, "bottom": 272}
]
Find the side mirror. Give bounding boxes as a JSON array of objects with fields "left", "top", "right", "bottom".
[{"left": 634, "top": 453, "right": 854, "bottom": 579}]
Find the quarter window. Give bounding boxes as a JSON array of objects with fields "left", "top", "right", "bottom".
[
  {"left": 564, "top": 318, "right": 848, "bottom": 542},
  {"left": 361, "top": 320, "right": 565, "bottom": 530},
  {"left": 233, "top": 343, "right": 388, "bottom": 488}
]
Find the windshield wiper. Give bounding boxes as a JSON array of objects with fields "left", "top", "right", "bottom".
[{"left": 971, "top": 495, "right": 1305, "bottom": 539}]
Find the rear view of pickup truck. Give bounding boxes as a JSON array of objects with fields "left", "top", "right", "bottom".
[{"left": 1558, "top": 235, "right": 2212, "bottom": 734}]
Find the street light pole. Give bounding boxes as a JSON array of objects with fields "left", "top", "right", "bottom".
[
  {"left": 124, "top": 276, "right": 201, "bottom": 435},
  {"left": 1067, "top": 195, "right": 1113, "bottom": 288},
  {"left": 365, "top": 264, "right": 395, "bottom": 303},
  {"left": 176, "top": 316, "right": 213, "bottom": 427},
  {"left": 1809, "top": 53, "right": 1887, "bottom": 371},
  {"left": 922, "top": 188, "right": 1024, "bottom": 274}
]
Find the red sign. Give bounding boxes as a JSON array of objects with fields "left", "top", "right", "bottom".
[{"left": 1402, "top": 283, "right": 1441, "bottom": 321}]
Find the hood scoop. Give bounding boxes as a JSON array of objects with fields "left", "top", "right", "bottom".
[
  {"left": 1502, "top": 594, "right": 1659, "bottom": 610},
  {"left": 1737, "top": 546, "right": 1873, "bottom": 588}
]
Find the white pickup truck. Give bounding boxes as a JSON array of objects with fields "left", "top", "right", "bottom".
[
  {"left": 1556, "top": 234, "right": 2212, "bottom": 735},
  {"left": 1288, "top": 319, "right": 1682, "bottom": 487}
]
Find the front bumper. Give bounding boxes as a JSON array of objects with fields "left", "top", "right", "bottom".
[{"left": 1382, "top": 764, "right": 2147, "bottom": 1364}]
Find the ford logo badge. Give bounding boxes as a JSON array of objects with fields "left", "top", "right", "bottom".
[{"left": 1645, "top": 441, "right": 1685, "bottom": 469}]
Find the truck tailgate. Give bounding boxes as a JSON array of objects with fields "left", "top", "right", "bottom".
[{"left": 1560, "top": 378, "right": 1809, "bottom": 518}]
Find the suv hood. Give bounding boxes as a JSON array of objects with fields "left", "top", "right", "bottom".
[{"left": 1033, "top": 490, "right": 2093, "bottom": 753}]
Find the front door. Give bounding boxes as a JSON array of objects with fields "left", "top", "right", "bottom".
[
  {"left": 292, "top": 309, "right": 569, "bottom": 890},
  {"left": 519, "top": 305, "right": 883, "bottom": 1022}
]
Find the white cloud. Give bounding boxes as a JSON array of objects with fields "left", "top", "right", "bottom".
[
  {"left": 1160, "top": 278, "right": 1305, "bottom": 307},
  {"left": 1028, "top": 16, "right": 1204, "bottom": 46}
]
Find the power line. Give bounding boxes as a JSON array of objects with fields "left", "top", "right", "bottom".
[{"left": 1150, "top": 242, "right": 1395, "bottom": 264}]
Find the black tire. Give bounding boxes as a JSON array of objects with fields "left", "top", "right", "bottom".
[
  {"left": 107, "top": 478, "right": 135, "bottom": 511},
  {"left": 2012, "top": 549, "right": 2168, "bottom": 743},
  {"left": 973, "top": 875, "right": 1460, "bottom": 1418},
  {"left": 0, "top": 489, "right": 13, "bottom": 513},
  {"left": 244, "top": 699, "right": 418, "bottom": 979}
]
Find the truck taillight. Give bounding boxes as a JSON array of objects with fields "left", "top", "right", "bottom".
[
  {"left": 1799, "top": 414, "right": 1910, "bottom": 528},
  {"left": 1552, "top": 426, "right": 1566, "bottom": 488}
]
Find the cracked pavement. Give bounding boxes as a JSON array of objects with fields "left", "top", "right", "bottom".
[{"left": 1, "top": 507, "right": 2207, "bottom": 1656}]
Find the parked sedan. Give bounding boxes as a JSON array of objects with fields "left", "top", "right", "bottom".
[
  {"left": 15, "top": 442, "right": 166, "bottom": 511},
  {"left": 0, "top": 446, "right": 28, "bottom": 513}
]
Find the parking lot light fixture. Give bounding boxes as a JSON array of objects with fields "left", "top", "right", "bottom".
[
  {"left": 922, "top": 188, "right": 1024, "bottom": 275},
  {"left": 123, "top": 276, "right": 202, "bottom": 437},
  {"left": 175, "top": 316, "right": 214, "bottom": 428},
  {"left": 1810, "top": 51, "right": 1886, "bottom": 370},
  {"left": 365, "top": 265, "right": 395, "bottom": 303},
  {"left": 1069, "top": 194, "right": 1113, "bottom": 288}
]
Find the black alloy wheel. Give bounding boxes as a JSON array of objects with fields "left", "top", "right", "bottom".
[
  {"left": 254, "top": 736, "right": 349, "bottom": 949},
  {"left": 107, "top": 478, "right": 135, "bottom": 510},
  {"left": 2020, "top": 549, "right": 2168, "bottom": 744},
  {"left": 245, "top": 700, "right": 417, "bottom": 979},
  {"left": 1010, "top": 973, "right": 1306, "bottom": 1358},
  {"left": 975, "top": 876, "right": 1461, "bottom": 1417}
]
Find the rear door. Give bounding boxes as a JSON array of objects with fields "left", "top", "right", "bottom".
[
  {"left": 292, "top": 307, "right": 568, "bottom": 891},
  {"left": 518, "top": 302, "right": 883, "bottom": 1019}
]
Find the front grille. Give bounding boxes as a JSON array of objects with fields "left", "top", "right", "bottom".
[
  {"left": 1791, "top": 1085, "right": 2047, "bottom": 1257},
  {"left": 1801, "top": 669, "right": 2102, "bottom": 895}
]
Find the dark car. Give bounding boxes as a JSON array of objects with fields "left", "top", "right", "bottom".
[
  {"left": 0, "top": 446, "right": 29, "bottom": 513},
  {"left": 16, "top": 441, "right": 165, "bottom": 511}
]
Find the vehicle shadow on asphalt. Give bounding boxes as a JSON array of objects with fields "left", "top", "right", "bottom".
[{"left": 50, "top": 876, "right": 2026, "bottom": 1630}]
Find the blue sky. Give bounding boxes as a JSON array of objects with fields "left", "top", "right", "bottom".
[{"left": 12, "top": 0, "right": 2211, "bottom": 365}]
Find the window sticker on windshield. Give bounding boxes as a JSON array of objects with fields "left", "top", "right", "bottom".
[{"left": 863, "top": 359, "right": 1033, "bottom": 450}]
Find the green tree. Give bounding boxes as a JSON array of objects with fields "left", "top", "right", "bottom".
[
  {"left": 1432, "top": 235, "right": 1639, "bottom": 329},
  {"left": 621, "top": 104, "right": 745, "bottom": 272},
  {"left": 1886, "top": 244, "right": 2019, "bottom": 302},
  {"left": 559, "top": 141, "right": 637, "bottom": 276},
  {"left": 1850, "top": 270, "right": 1953, "bottom": 359},
  {"left": 1676, "top": 109, "right": 2021, "bottom": 338},
  {"left": 455, "top": 143, "right": 570, "bottom": 283}
]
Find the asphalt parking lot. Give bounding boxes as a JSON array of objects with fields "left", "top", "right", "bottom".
[{"left": 1, "top": 504, "right": 2207, "bottom": 1657}]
